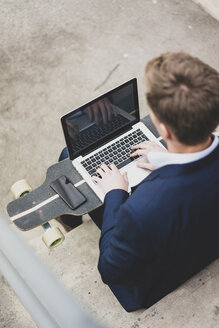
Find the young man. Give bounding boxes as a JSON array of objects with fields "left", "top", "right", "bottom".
[{"left": 60, "top": 52, "right": 219, "bottom": 312}]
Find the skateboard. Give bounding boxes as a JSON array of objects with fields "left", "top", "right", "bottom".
[
  {"left": 7, "top": 115, "right": 165, "bottom": 248},
  {"left": 7, "top": 159, "right": 102, "bottom": 248}
]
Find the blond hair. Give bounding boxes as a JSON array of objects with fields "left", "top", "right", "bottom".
[{"left": 145, "top": 52, "right": 219, "bottom": 145}]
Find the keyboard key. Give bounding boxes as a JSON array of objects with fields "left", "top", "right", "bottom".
[
  {"left": 117, "top": 158, "right": 133, "bottom": 169},
  {"left": 89, "top": 169, "right": 96, "bottom": 175}
]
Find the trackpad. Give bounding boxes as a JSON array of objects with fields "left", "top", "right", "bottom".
[{"left": 120, "top": 160, "right": 150, "bottom": 191}]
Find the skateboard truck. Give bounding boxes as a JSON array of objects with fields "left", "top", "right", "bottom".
[
  {"left": 10, "top": 180, "right": 65, "bottom": 249},
  {"left": 41, "top": 222, "right": 65, "bottom": 248}
]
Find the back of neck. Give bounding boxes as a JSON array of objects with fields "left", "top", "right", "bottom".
[{"left": 167, "top": 136, "right": 212, "bottom": 154}]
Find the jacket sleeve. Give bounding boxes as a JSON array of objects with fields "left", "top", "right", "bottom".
[{"left": 98, "top": 189, "right": 155, "bottom": 285}]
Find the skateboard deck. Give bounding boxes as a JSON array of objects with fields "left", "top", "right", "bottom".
[
  {"left": 7, "top": 159, "right": 102, "bottom": 231},
  {"left": 7, "top": 115, "right": 164, "bottom": 231}
]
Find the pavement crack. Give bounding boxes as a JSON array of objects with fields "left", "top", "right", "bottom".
[{"left": 94, "top": 63, "right": 120, "bottom": 91}]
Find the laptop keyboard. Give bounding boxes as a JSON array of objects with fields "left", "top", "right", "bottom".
[{"left": 81, "top": 129, "right": 149, "bottom": 176}]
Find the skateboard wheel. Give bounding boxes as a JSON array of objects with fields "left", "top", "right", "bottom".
[
  {"left": 10, "top": 179, "right": 32, "bottom": 199},
  {"left": 42, "top": 227, "right": 65, "bottom": 248}
]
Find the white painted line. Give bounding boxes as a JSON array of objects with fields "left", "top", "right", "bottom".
[
  {"left": 10, "top": 195, "right": 60, "bottom": 222},
  {"left": 74, "top": 179, "right": 85, "bottom": 187},
  {"left": 10, "top": 179, "right": 86, "bottom": 222}
]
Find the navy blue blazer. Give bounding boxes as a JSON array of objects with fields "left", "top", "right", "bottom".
[{"left": 98, "top": 142, "right": 219, "bottom": 312}]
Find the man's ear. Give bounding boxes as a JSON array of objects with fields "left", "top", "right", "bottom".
[
  {"left": 159, "top": 123, "right": 171, "bottom": 140},
  {"left": 149, "top": 109, "right": 172, "bottom": 141}
]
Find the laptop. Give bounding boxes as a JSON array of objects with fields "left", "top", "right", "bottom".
[{"left": 61, "top": 78, "right": 162, "bottom": 202}]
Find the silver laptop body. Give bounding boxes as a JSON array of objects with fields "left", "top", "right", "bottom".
[{"left": 61, "top": 79, "right": 162, "bottom": 202}]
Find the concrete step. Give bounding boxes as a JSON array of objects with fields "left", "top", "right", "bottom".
[
  {"left": 193, "top": 0, "right": 219, "bottom": 21},
  {"left": 0, "top": 274, "right": 36, "bottom": 328}
]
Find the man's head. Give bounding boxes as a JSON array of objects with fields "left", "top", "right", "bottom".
[{"left": 145, "top": 52, "right": 219, "bottom": 145}]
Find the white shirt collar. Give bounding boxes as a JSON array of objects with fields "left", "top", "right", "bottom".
[{"left": 148, "top": 135, "right": 219, "bottom": 169}]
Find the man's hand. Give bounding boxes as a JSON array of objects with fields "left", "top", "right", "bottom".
[
  {"left": 130, "top": 141, "right": 167, "bottom": 171},
  {"left": 92, "top": 163, "right": 129, "bottom": 195}
]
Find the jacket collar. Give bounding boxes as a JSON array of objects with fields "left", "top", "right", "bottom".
[
  {"left": 132, "top": 142, "right": 219, "bottom": 190},
  {"left": 148, "top": 134, "right": 218, "bottom": 169}
]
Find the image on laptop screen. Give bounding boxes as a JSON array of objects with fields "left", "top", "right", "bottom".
[{"left": 61, "top": 79, "right": 139, "bottom": 160}]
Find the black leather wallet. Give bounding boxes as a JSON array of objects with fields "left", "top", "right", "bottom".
[{"left": 50, "top": 175, "right": 86, "bottom": 209}]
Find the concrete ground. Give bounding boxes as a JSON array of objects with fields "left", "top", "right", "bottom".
[{"left": 0, "top": 0, "right": 219, "bottom": 327}]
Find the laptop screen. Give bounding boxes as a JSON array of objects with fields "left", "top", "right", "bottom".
[{"left": 61, "top": 78, "right": 139, "bottom": 160}]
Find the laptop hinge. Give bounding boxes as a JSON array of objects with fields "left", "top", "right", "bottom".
[{"left": 82, "top": 125, "right": 133, "bottom": 157}]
